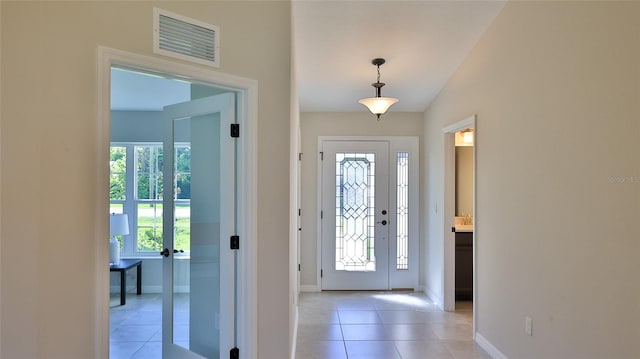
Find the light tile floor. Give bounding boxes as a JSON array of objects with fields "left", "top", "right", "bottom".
[
  {"left": 110, "top": 293, "right": 191, "bottom": 359},
  {"left": 110, "top": 293, "right": 163, "bottom": 359},
  {"left": 111, "top": 291, "right": 489, "bottom": 359},
  {"left": 295, "top": 291, "right": 490, "bottom": 359}
]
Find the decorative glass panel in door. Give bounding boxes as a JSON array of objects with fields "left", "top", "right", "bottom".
[
  {"left": 321, "top": 141, "right": 389, "bottom": 290},
  {"left": 161, "top": 94, "right": 236, "bottom": 358}
]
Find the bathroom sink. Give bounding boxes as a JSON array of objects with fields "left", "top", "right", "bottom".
[{"left": 455, "top": 224, "right": 474, "bottom": 232}]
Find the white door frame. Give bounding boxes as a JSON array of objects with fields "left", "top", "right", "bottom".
[
  {"left": 316, "top": 136, "right": 419, "bottom": 291},
  {"left": 95, "top": 46, "right": 258, "bottom": 358},
  {"left": 442, "top": 115, "right": 476, "bottom": 332}
]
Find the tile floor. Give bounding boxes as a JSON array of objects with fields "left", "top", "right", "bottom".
[
  {"left": 110, "top": 293, "right": 191, "bottom": 359},
  {"left": 295, "top": 291, "right": 490, "bottom": 359},
  {"left": 111, "top": 291, "right": 489, "bottom": 359},
  {"left": 110, "top": 293, "right": 164, "bottom": 359}
]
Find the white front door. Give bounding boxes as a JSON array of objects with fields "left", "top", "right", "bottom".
[
  {"left": 161, "top": 94, "right": 236, "bottom": 358},
  {"left": 321, "top": 140, "right": 390, "bottom": 290},
  {"left": 320, "top": 137, "right": 419, "bottom": 291}
]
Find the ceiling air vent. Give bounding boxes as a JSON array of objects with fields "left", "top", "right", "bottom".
[{"left": 153, "top": 8, "right": 219, "bottom": 67}]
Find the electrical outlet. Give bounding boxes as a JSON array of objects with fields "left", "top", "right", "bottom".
[{"left": 525, "top": 316, "right": 533, "bottom": 336}]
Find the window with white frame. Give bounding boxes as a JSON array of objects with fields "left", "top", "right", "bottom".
[{"left": 110, "top": 143, "right": 191, "bottom": 256}]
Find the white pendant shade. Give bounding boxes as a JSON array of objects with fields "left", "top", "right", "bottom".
[
  {"left": 359, "top": 58, "right": 398, "bottom": 119},
  {"left": 358, "top": 97, "right": 399, "bottom": 116}
]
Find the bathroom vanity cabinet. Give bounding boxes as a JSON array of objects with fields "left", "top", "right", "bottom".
[{"left": 455, "top": 231, "right": 473, "bottom": 300}]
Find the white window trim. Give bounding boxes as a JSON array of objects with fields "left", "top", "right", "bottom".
[{"left": 111, "top": 142, "right": 198, "bottom": 257}]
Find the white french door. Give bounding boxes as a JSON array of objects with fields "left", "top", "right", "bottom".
[
  {"left": 320, "top": 137, "right": 419, "bottom": 291},
  {"left": 161, "top": 94, "right": 236, "bottom": 358}
]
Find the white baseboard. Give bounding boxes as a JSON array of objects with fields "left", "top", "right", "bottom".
[
  {"left": 424, "top": 286, "right": 442, "bottom": 309},
  {"left": 475, "top": 332, "right": 508, "bottom": 359},
  {"left": 110, "top": 285, "right": 187, "bottom": 294},
  {"left": 300, "top": 285, "right": 320, "bottom": 292},
  {"left": 110, "top": 285, "right": 155, "bottom": 293},
  {"left": 414, "top": 284, "right": 425, "bottom": 292},
  {"left": 290, "top": 305, "right": 299, "bottom": 359}
]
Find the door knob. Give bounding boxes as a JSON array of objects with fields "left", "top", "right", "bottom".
[
  {"left": 160, "top": 248, "right": 170, "bottom": 257},
  {"left": 377, "top": 220, "right": 388, "bottom": 225}
]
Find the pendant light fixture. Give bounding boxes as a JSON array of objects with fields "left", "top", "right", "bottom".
[{"left": 358, "top": 58, "right": 399, "bottom": 120}]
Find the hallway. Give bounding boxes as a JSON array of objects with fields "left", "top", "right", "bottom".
[{"left": 295, "top": 291, "right": 488, "bottom": 359}]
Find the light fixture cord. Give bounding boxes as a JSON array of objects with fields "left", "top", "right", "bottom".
[{"left": 375, "top": 65, "right": 382, "bottom": 98}]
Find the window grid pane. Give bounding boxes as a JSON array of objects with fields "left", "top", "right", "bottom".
[
  {"left": 110, "top": 146, "right": 126, "bottom": 200},
  {"left": 174, "top": 146, "right": 191, "bottom": 200},
  {"left": 396, "top": 152, "right": 409, "bottom": 270},
  {"left": 135, "top": 146, "right": 163, "bottom": 200},
  {"left": 175, "top": 202, "right": 191, "bottom": 251},
  {"left": 174, "top": 145, "right": 191, "bottom": 251},
  {"left": 110, "top": 143, "right": 194, "bottom": 254},
  {"left": 137, "top": 203, "right": 163, "bottom": 252},
  {"left": 109, "top": 203, "right": 124, "bottom": 214}
]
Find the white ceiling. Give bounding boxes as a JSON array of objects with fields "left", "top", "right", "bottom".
[
  {"left": 111, "top": 68, "right": 191, "bottom": 111},
  {"left": 112, "top": 2, "right": 506, "bottom": 113},
  {"left": 293, "top": 1, "right": 506, "bottom": 112}
]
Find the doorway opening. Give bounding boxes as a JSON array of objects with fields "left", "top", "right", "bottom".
[
  {"left": 97, "top": 47, "right": 258, "bottom": 359},
  {"left": 317, "top": 136, "right": 419, "bottom": 291},
  {"left": 442, "top": 116, "right": 476, "bottom": 330},
  {"left": 109, "top": 66, "right": 238, "bottom": 359}
]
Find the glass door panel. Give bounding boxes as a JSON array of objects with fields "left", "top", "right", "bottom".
[
  {"left": 162, "top": 94, "right": 236, "bottom": 358},
  {"left": 335, "top": 153, "right": 377, "bottom": 272}
]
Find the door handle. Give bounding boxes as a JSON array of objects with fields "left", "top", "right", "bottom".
[
  {"left": 377, "top": 220, "right": 388, "bottom": 225},
  {"left": 160, "top": 248, "right": 184, "bottom": 257}
]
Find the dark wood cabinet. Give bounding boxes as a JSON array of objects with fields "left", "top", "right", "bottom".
[{"left": 455, "top": 231, "right": 473, "bottom": 300}]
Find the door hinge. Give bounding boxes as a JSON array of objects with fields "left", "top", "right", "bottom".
[
  {"left": 320, "top": 210, "right": 323, "bottom": 219},
  {"left": 299, "top": 152, "right": 303, "bottom": 161},
  {"left": 298, "top": 264, "right": 301, "bottom": 271},
  {"left": 230, "top": 347, "right": 239, "bottom": 359},
  {"left": 298, "top": 208, "right": 301, "bottom": 216},
  {"left": 230, "top": 235, "right": 240, "bottom": 250},
  {"left": 321, "top": 269, "right": 323, "bottom": 278},
  {"left": 230, "top": 123, "right": 240, "bottom": 138},
  {"left": 320, "top": 151, "right": 324, "bottom": 160}
]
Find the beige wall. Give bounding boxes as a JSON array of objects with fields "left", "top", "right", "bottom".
[
  {"left": 455, "top": 146, "right": 473, "bottom": 217},
  {"left": 424, "top": 2, "right": 639, "bottom": 358},
  {"left": 1, "top": 2, "right": 291, "bottom": 358},
  {"left": 299, "top": 112, "right": 424, "bottom": 288}
]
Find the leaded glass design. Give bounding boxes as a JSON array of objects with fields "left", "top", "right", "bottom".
[
  {"left": 335, "top": 153, "right": 376, "bottom": 271},
  {"left": 396, "top": 152, "right": 409, "bottom": 270}
]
